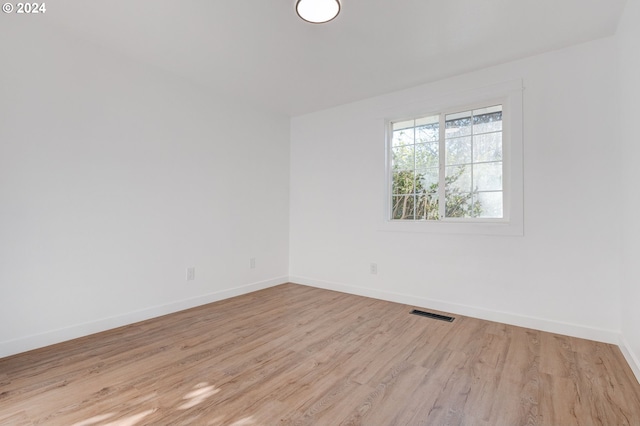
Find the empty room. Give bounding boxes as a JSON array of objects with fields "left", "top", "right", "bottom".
[{"left": 1, "top": 0, "right": 640, "bottom": 424}]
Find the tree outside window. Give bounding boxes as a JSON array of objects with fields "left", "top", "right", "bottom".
[{"left": 390, "top": 105, "right": 503, "bottom": 221}]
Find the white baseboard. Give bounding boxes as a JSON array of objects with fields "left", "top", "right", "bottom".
[
  {"left": 289, "top": 276, "right": 621, "bottom": 345},
  {"left": 619, "top": 335, "right": 640, "bottom": 385},
  {"left": 0, "top": 276, "right": 288, "bottom": 359}
]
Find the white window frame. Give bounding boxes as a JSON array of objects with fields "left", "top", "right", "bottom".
[{"left": 381, "top": 80, "right": 523, "bottom": 236}]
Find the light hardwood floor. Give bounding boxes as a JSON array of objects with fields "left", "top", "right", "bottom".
[{"left": 1, "top": 283, "right": 639, "bottom": 425}]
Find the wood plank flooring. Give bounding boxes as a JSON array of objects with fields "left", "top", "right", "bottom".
[{"left": 1, "top": 283, "right": 639, "bottom": 425}]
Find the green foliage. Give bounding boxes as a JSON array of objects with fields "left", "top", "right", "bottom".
[
  {"left": 391, "top": 166, "right": 481, "bottom": 220},
  {"left": 442, "top": 167, "right": 482, "bottom": 218},
  {"left": 390, "top": 108, "right": 503, "bottom": 220}
]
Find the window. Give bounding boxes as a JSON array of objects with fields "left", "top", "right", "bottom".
[
  {"left": 390, "top": 104, "right": 504, "bottom": 221},
  {"left": 382, "top": 80, "right": 523, "bottom": 235}
]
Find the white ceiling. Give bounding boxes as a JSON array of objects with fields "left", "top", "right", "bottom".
[{"left": 44, "top": 0, "right": 626, "bottom": 116}]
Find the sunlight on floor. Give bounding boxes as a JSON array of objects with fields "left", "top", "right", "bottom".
[
  {"left": 209, "top": 415, "right": 257, "bottom": 425},
  {"left": 229, "top": 416, "right": 257, "bottom": 425},
  {"left": 72, "top": 413, "right": 116, "bottom": 426},
  {"left": 71, "top": 382, "right": 227, "bottom": 425},
  {"left": 103, "top": 409, "right": 156, "bottom": 426},
  {"left": 178, "top": 382, "right": 221, "bottom": 410}
]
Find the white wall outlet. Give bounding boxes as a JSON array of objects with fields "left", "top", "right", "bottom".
[
  {"left": 250, "top": 258, "right": 256, "bottom": 269},
  {"left": 370, "top": 263, "right": 378, "bottom": 275},
  {"left": 186, "top": 267, "right": 195, "bottom": 281}
]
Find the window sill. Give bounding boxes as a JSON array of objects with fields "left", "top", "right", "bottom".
[{"left": 378, "top": 218, "right": 523, "bottom": 236}]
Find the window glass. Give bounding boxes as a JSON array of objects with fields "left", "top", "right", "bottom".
[{"left": 390, "top": 104, "right": 504, "bottom": 221}]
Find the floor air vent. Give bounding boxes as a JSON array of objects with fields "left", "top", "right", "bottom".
[{"left": 410, "top": 309, "right": 455, "bottom": 322}]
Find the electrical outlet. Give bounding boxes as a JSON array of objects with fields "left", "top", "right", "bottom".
[
  {"left": 370, "top": 263, "right": 378, "bottom": 275},
  {"left": 250, "top": 258, "right": 256, "bottom": 269},
  {"left": 186, "top": 267, "right": 195, "bottom": 281}
]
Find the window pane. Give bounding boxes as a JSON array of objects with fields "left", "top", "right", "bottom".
[
  {"left": 476, "top": 192, "right": 503, "bottom": 218},
  {"left": 445, "top": 165, "right": 472, "bottom": 193},
  {"left": 392, "top": 170, "right": 415, "bottom": 194},
  {"left": 416, "top": 168, "right": 439, "bottom": 194},
  {"left": 416, "top": 123, "right": 439, "bottom": 143},
  {"left": 389, "top": 102, "right": 508, "bottom": 223},
  {"left": 416, "top": 192, "right": 439, "bottom": 220},
  {"left": 473, "top": 132, "right": 502, "bottom": 162},
  {"left": 415, "top": 142, "right": 439, "bottom": 169},
  {"left": 445, "top": 192, "right": 476, "bottom": 218},
  {"left": 473, "top": 106, "right": 502, "bottom": 134},
  {"left": 445, "top": 111, "right": 472, "bottom": 137},
  {"left": 392, "top": 195, "right": 415, "bottom": 220},
  {"left": 392, "top": 128, "right": 414, "bottom": 147},
  {"left": 473, "top": 162, "right": 502, "bottom": 191},
  {"left": 392, "top": 146, "right": 414, "bottom": 170},
  {"left": 445, "top": 137, "right": 471, "bottom": 165}
]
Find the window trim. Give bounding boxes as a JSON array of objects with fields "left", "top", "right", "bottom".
[{"left": 381, "top": 80, "right": 523, "bottom": 236}]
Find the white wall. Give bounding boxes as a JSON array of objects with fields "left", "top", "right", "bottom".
[
  {"left": 0, "top": 20, "right": 290, "bottom": 357},
  {"left": 290, "top": 37, "right": 622, "bottom": 343},
  {"left": 617, "top": 0, "right": 640, "bottom": 381}
]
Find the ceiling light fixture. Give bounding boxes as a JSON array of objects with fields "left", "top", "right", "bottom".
[{"left": 296, "top": 0, "right": 341, "bottom": 24}]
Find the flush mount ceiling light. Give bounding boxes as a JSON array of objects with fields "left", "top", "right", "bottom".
[{"left": 296, "top": 0, "right": 341, "bottom": 24}]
